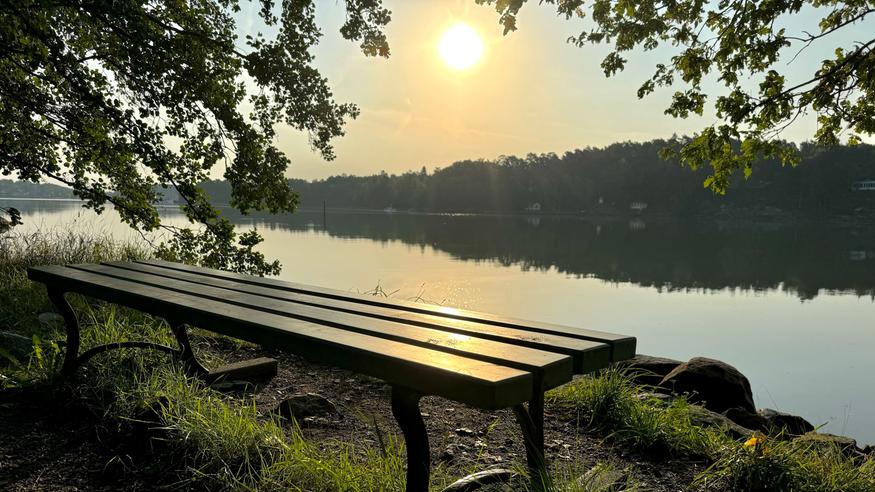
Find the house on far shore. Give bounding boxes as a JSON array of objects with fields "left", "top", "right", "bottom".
[
  {"left": 525, "top": 202, "right": 542, "bottom": 213},
  {"left": 851, "top": 180, "right": 875, "bottom": 191},
  {"left": 630, "top": 201, "right": 648, "bottom": 213}
]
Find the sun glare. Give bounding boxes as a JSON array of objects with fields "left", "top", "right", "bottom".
[{"left": 438, "top": 23, "right": 484, "bottom": 70}]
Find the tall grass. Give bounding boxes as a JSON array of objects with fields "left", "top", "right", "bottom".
[
  {"left": 3, "top": 231, "right": 873, "bottom": 492},
  {"left": 548, "top": 369, "right": 875, "bottom": 492},
  {"left": 698, "top": 435, "right": 875, "bottom": 492},
  {"left": 547, "top": 369, "right": 727, "bottom": 458},
  {"left": 0, "top": 231, "right": 418, "bottom": 490},
  {"left": 0, "top": 230, "right": 150, "bottom": 337},
  {"left": 117, "top": 365, "right": 412, "bottom": 491}
]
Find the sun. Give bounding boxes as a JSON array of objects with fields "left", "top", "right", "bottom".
[{"left": 438, "top": 23, "right": 484, "bottom": 70}]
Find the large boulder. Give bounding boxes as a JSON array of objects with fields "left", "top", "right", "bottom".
[
  {"left": 660, "top": 357, "right": 755, "bottom": 413},
  {"left": 758, "top": 408, "right": 814, "bottom": 436},
  {"left": 717, "top": 407, "right": 815, "bottom": 438},
  {"left": 723, "top": 407, "right": 770, "bottom": 433},
  {"left": 614, "top": 354, "right": 682, "bottom": 386}
]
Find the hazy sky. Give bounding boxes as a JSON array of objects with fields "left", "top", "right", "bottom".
[{"left": 236, "top": 1, "right": 872, "bottom": 181}]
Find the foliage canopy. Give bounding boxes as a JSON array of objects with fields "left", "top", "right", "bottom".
[
  {"left": 478, "top": 0, "right": 875, "bottom": 192},
  {"left": 0, "top": 0, "right": 389, "bottom": 272},
  {"left": 2, "top": 0, "right": 874, "bottom": 270}
]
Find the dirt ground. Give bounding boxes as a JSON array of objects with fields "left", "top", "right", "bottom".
[{"left": 0, "top": 339, "right": 711, "bottom": 491}]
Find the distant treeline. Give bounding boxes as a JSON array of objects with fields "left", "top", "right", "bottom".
[
  {"left": 0, "top": 180, "right": 74, "bottom": 199},
  {"left": 4, "top": 140, "right": 875, "bottom": 216},
  {"left": 200, "top": 140, "right": 875, "bottom": 216}
]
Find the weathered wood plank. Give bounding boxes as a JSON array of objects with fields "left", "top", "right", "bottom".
[
  {"left": 139, "top": 259, "right": 636, "bottom": 360},
  {"left": 28, "top": 265, "right": 533, "bottom": 409},
  {"left": 206, "top": 357, "right": 278, "bottom": 383},
  {"left": 105, "top": 261, "right": 610, "bottom": 373},
  {"left": 71, "top": 263, "right": 573, "bottom": 389}
]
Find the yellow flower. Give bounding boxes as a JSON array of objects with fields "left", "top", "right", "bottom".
[{"left": 743, "top": 433, "right": 766, "bottom": 450}]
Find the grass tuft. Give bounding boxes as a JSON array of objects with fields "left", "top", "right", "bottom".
[
  {"left": 547, "top": 368, "right": 726, "bottom": 458},
  {"left": 698, "top": 436, "right": 875, "bottom": 492}
]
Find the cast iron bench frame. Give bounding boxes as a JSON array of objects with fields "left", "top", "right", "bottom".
[{"left": 28, "top": 260, "right": 636, "bottom": 491}]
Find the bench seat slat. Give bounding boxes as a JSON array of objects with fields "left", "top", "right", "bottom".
[
  {"left": 71, "top": 264, "right": 573, "bottom": 390},
  {"left": 104, "top": 261, "right": 609, "bottom": 374},
  {"left": 28, "top": 265, "right": 533, "bottom": 410},
  {"left": 139, "top": 259, "right": 636, "bottom": 361}
]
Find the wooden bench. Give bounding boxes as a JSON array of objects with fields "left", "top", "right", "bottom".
[{"left": 28, "top": 260, "right": 636, "bottom": 491}]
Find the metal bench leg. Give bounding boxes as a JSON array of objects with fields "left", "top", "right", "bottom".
[
  {"left": 391, "top": 386, "right": 430, "bottom": 492},
  {"left": 169, "top": 321, "right": 209, "bottom": 377},
  {"left": 48, "top": 290, "right": 177, "bottom": 377},
  {"left": 47, "top": 289, "right": 80, "bottom": 377},
  {"left": 512, "top": 392, "right": 550, "bottom": 490}
]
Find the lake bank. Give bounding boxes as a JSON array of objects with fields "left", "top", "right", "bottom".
[
  {"left": 1, "top": 231, "right": 874, "bottom": 491},
  {"left": 2, "top": 199, "right": 875, "bottom": 445}
]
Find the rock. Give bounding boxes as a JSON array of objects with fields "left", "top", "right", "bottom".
[
  {"left": 660, "top": 357, "right": 755, "bottom": 413},
  {"left": 38, "top": 312, "right": 64, "bottom": 329},
  {"left": 688, "top": 405, "right": 754, "bottom": 439},
  {"left": 716, "top": 407, "right": 815, "bottom": 438},
  {"left": 614, "top": 354, "right": 682, "bottom": 386},
  {"left": 723, "top": 407, "right": 770, "bottom": 433},
  {"left": 276, "top": 384, "right": 296, "bottom": 394},
  {"left": 795, "top": 432, "right": 861, "bottom": 457},
  {"left": 0, "top": 331, "right": 33, "bottom": 360},
  {"left": 455, "top": 427, "right": 475, "bottom": 437},
  {"left": 438, "top": 446, "right": 456, "bottom": 463},
  {"left": 272, "top": 393, "right": 338, "bottom": 422},
  {"left": 439, "top": 443, "right": 470, "bottom": 463},
  {"left": 440, "top": 468, "right": 517, "bottom": 492},
  {"left": 758, "top": 408, "right": 814, "bottom": 436},
  {"left": 577, "top": 464, "right": 630, "bottom": 492}
]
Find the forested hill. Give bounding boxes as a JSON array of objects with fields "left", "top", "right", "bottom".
[
  {"left": 205, "top": 139, "right": 873, "bottom": 216},
  {"left": 0, "top": 180, "right": 75, "bottom": 199}
]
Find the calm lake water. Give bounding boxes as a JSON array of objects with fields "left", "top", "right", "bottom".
[{"left": 5, "top": 198, "right": 875, "bottom": 444}]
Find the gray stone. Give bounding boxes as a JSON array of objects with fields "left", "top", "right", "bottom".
[
  {"left": 758, "top": 408, "right": 815, "bottom": 436},
  {"left": 0, "top": 331, "right": 33, "bottom": 360},
  {"left": 688, "top": 405, "right": 754, "bottom": 439},
  {"left": 440, "top": 468, "right": 517, "bottom": 492},
  {"left": 273, "top": 393, "right": 338, "bottom": 422},
  {"left": 455, "top": 427, "right": 475, "bottom": 436},
  {"left": 439, "top": 443, "right": 471, "bottom": 463},
  {"left": 660, "top": 357, "right": 755, "bottom": 413},
  {"left": 615, "top": 354, "right": 682, "bottom": 386}
]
